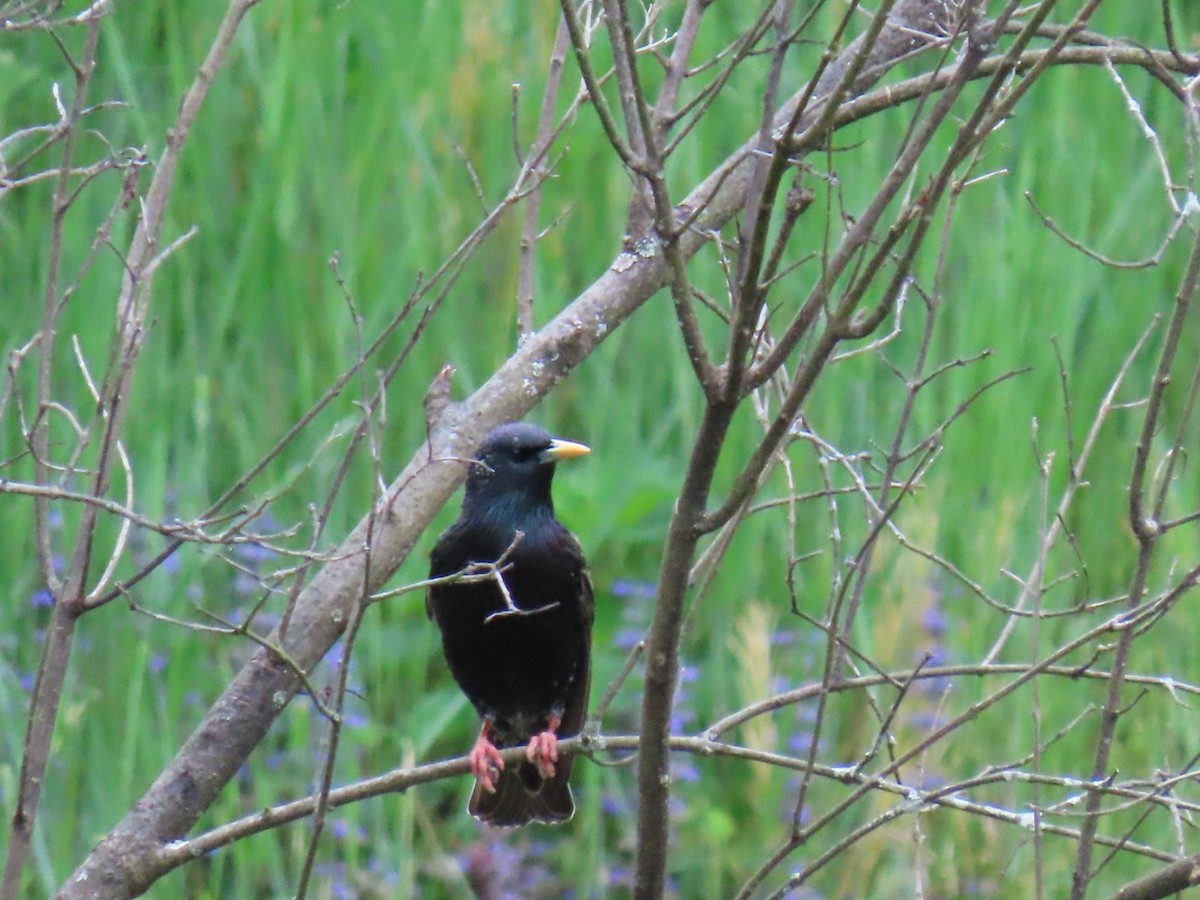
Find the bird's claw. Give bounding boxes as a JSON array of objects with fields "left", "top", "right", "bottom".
[
  {"left": 469, "top": 730, "right": 506, "bottom": 793},
  {"left": 526, "top": 715, "right": 562, "bottom": 780}
]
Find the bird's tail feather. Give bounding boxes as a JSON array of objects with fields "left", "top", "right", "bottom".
[{"left": 468, "top": 758, "right": 574, "bottom": 827}]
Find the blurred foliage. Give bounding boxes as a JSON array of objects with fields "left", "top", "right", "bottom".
[{"left": 2, "top": 1, "right": 1199, "bottom": 897}]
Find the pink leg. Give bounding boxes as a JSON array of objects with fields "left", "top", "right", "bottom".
[
  {"left": 468, "top": 720, "right": 506, "bottom": 793},
  {"left": 525, "top": 714, "right": 562, "bottom": 780}
]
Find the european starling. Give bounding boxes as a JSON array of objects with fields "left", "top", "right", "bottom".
[{"left": 427, "top": 422, "right": 593, "bottom": 826}]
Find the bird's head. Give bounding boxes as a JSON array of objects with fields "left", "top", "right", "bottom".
[{"left": 463, "top": 422, "right": 590, "bottom": 521}]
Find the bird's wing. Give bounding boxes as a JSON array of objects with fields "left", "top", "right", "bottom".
[
  {"left": 426, "top": 522, "right": 463, "bottom": 621},
  {"left": 560, "top": 560, "right": 594, "bottom": 739}
]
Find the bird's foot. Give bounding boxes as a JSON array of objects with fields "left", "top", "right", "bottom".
[
  {"left": 525, "top": 715, "right": 562, "bottom": 780},
  {"left": 469, "top": 725, "right": 506, "bottom": 794}
]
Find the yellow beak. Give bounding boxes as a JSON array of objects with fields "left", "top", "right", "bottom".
[{"left": 542, "top": 438, "right": 591, "bottom": 462}]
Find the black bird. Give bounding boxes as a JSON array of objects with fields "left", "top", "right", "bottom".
[{"left": 427, "top": 422, "right": 593, "bottom": 826}]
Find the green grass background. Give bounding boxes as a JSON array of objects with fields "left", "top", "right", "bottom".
[{"left": 2, "top": 1, "right": 1199, "bottom": 896}]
